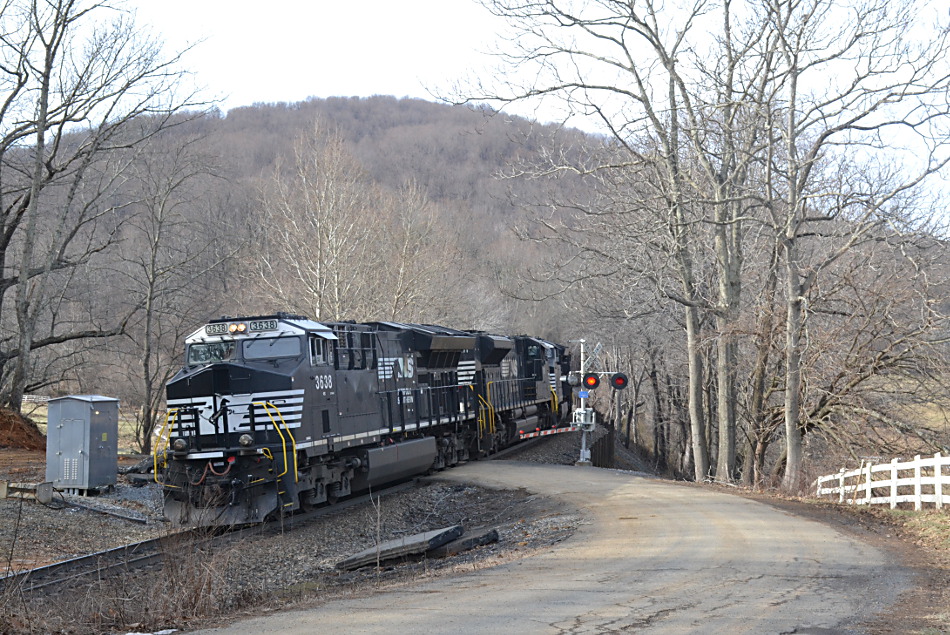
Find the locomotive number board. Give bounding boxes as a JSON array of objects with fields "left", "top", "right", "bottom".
[
  {"left": 204, "top": 323, "right": 229, "bottom": 335},
  {"left": 248, "top": 319, "right": 278, "bottom": 332},
  {"left": 204, "top": 319, "right": 279, "bottom": 336}
]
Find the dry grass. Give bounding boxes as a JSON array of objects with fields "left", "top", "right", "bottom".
[
  {"left": 885, "top": 508, "right": 950, "bottom": 551},
  {"left": 1, "top": 531, "right": 240, "bottom": 634}
]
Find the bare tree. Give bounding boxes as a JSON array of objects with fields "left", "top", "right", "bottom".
[
  {"left": 254, "top": 120, "right": 379, "bottom": 320},
  {"left": 462, "top": 0, "right": 789, "bottom": 480},
  {"left": 374, "top": 181, "right": 462, "bottom": 323},
  {"left": 759, "top": 0, "right": 950, "bottom": 490},
  {"left": 0, "top": 0, "right": 203, "bottom": 411},
  {"left": 114, "top": 130, "right": 229, "bottom": 453},
  {"left": 254, "top": 120, "right": 458, "bottom": 323}
]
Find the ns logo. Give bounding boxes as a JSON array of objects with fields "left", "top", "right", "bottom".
[
  {"left": 378, "top": 354, "right": 415, "bottom": 380},
  {"left": 396, "top": 355, "right": 415, "bottom": 379}
]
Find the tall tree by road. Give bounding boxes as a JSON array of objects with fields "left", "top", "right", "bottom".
[
  {"left": 465, "top": 0, "right": 776, "bottom": 480},
  {"left": 467, "top": 0, "right": 950, "bottom": 488},
  {"left": 760, "top": 0, "right": 950, "bottom": 490}
]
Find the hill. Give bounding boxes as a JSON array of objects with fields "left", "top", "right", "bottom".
[{"left": 204, "top": 96, "right": 594, "bottom": 227}]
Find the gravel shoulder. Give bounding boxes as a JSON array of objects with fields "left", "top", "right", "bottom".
[{"left": 0, "top": 451, "right": 166, "bottom": 572}]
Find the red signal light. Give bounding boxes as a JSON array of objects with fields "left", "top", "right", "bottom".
[
  {"left": 583, "top": 373, "right": 600, "bottom": 389},
  {"left": 610, "top": 372, "right": 629, "bottom": 390}
]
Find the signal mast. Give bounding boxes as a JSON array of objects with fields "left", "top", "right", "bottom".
[{"left": 568, "top": 340, "right": 627, "bottom": 465}]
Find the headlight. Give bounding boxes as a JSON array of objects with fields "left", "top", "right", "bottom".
[
  {"left": 172, "top": 438, "right": 188, "bottom": 452},
  {"left": 238, "top": 433, "right": 254, "bottom": 447}
]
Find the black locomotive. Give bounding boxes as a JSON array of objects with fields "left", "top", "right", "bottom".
[{"left": 154, "top": 314, "right": 574, "bottom": 525}]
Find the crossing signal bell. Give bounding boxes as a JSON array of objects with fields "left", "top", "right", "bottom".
[{"left": 583, "top": 373, "right": 600, "bottom": 389}]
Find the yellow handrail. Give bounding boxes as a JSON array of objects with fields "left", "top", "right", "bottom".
[
  {"left": 550, "top": 387, "right": 559, "bottom": 422},
  {"left": 254, "top": 401, "right": 299, "bottom": 482},
  {"left": 467, "top": 384, "right": 497, "bottom": 438},
  {"left": 485, "top": 382, "right": 500, "bottom": 434},
  {"left": 476, "top": 394, "right": 495, "bottom": 435}
]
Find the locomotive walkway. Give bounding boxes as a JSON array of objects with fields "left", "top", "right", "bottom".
[{"left": 195, "top": 462, "right": 910, "bottom": 634}]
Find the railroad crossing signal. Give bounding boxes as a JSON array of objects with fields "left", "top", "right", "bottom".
[
  {"left": 609, "top": 372, "right": 629, "bottom": 390},
  {"left": 576, "top": 372, "right": 627, "bottom": 390}
]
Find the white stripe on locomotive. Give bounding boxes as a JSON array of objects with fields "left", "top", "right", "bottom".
[
  {"left": 167, "top": 389, "right": 305, "bottom": 435},
  {"left": 457, "top": 360, "right": 476, "bottom": 385}
]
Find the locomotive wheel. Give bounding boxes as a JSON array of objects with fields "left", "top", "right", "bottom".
[
  {"left": 299, "top": 489, "right": 316, "bottom": 512},
  {"left": 327, "top": 481, "right": 342, "bottom": 504}
]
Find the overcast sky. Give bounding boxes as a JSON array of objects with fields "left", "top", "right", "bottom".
[{"left": 130, "top": 0, "right": 506, "bottom": 113}]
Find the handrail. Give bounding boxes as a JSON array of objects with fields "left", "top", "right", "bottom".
[
  {"left": 254, "top": 401, "right": 299, "bottom": 482},
  {"left": 484, "top": 383, "right": 499, "bottom": 434},
  {"left": 153, "top": 409, "right": 180, "bottom": 488},
  {"left": 476, "top": 393, "right": 495, "bottom": 435},
  {"left": 550, "top": 387, "right": 559, "bottom": 421}
]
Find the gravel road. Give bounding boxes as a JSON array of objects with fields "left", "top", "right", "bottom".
[{"left": 194, "top": 461, "right": 911, "bottom": 635}]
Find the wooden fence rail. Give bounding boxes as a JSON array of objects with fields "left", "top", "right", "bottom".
[{"left": 815, "top": 453, "right": 949, "bottom": 511}]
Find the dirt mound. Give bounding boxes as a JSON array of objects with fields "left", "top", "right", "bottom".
[{"left": 0, "top": 407, "right": 46, "bottom": 450}]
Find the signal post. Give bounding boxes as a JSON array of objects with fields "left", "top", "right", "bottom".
[{"left": 568, "top": 340, "right": 627, "bottom": 466}]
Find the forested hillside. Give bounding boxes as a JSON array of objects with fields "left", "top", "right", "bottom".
[
  {"left": 3, "top": 0, "right": 950, "bottom": 491},
  {"left": 195, "top": 95, "right": 588, "bottom": 329}
]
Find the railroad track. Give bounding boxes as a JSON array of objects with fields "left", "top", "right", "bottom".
[
  {"left": 1, "top": 533, "right": 173, "bottom": 594},
  {"left": 1, "top": 435, "right": 549, "bottom": 596},
  {"left": 0, "top": 480, "right": 418, "bottom": 596}
]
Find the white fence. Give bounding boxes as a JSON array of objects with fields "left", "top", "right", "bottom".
[{"left": 815, "top": 453, "right": 949, "bottom": 510}]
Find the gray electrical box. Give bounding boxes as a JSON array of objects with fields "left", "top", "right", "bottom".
[{"left": 45, "top": 395, "right": 120, "bottom": 495}]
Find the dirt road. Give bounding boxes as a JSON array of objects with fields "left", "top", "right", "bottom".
[{"left": 195, "top": 462, "right": 909, "bottom": 634}]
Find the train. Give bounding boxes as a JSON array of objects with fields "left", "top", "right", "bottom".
[{"left": 153, "top": 313, "right": 575, "bottom": 525}]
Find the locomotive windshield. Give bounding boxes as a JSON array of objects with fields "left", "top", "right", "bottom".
[
  {"left": 187, "top": 341, "right": 235, "bottom": 365},
  {"left": 243, "top": 336, "right": 302, "bottom": 360}
]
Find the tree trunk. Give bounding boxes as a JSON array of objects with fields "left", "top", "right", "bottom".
[
  {"left": 10, "top": 15, "right": 55, "bottom": 413},
  {"left": 685, "top": 304, "right": 709, "bottom": 480},
  {"left": 782, "top": 241, "right": 805, "bottom": 492}
]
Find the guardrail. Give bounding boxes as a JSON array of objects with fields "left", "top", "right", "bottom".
[{"left": 815, "top": 453, "right": 949, "bottom": 510}]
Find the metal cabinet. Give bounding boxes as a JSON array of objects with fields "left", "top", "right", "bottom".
[{"left": 45, "top": 395, "right": 119, "bottom": 494}]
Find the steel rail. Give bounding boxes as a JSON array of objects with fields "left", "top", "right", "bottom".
[{"left": 1, "top": 480, "right": 419, "bottom": 596}]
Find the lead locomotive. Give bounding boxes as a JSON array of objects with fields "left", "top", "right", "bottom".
[{"left": 155, "top": 314, "right": 573, "bottom": 525}]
